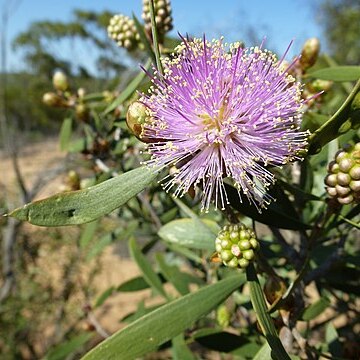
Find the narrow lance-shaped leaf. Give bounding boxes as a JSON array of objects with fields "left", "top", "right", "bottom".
[
  {"left": 81, "top": 274, "right": 245, "bottom": 360},
  {"left": 59, "top": 117, "right": 72, "bottom": 151},
  {"left": 158, "top": 218, "right": 218, "bottom": 250},
  {"left": 308, "top": 66, "right": 360, "bottom": 82},
  {"left": 129, "top": 237, "right": 169, "bottom": 300},
  {"left": 246, "top": 264, "right": 291, "bottom": 360},
  {"left": 9, "top": 166, "right": 158, "bottom": 226}
]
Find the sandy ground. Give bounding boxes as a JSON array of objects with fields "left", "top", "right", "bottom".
[{"left": 1, "top": 137, "right": 163, "bottom": 341}]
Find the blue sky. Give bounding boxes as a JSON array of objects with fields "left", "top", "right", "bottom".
[{"left": 3, "top": 0, "right": 325, "bottom": 73}]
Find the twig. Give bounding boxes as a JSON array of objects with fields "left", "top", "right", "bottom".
[
  {"left": 0, "top": 217, "right": 21, "bottom": 302},
  {"left": 87, "top": 312, "right": 110, "bottom": 339}
]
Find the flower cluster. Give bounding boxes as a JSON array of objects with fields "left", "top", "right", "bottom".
[
  {"left": 107, "top": 14, "right": 141, "bottom": 50},
  {"left": 325, "top": 142, "right": 360, "bottom": 204},
  {"left": 139, "top": 36, "right": 308, "bottom": 211},
  {"left": 215, "top": 224, "right": 259, "bottom": 268},
  {"left": 142, "top": 0, "right": 173, "bottom": 41}
]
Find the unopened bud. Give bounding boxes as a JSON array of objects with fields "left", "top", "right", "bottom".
[
  {"left": 53, "top": 71, "right": 69, "bottom": 92},
  {"left": 216, "top": 304, "right": 231, "bottom": 328},
  {"left": 126, "top": 101, "right": 151, "bottom": 140},
  {"left": 300, "top": 38, "right": 320, "bottom": 70},
  {"left": 42, "top": 92, "right": 66, "bottom": 107},
  {"left": 107, "top": 14, "right": 141, "bottom": 51},
  {"left": 215, "top": 223, "right": 260, "bottom": 269},
  {"left": 142, "top": 0, "right": 173, "bottom": 42},
  {"left": 77, "top": 88, "right": 86, "bottom": 98},
  {"left": 75, "top": 103, "right": 89, "bottom": 122},
  {"left": 308, "top": 79, "right": 333, "bottom": 93},
  {"left": 325, "top": 142, "right": 360, "bottom": 204}
]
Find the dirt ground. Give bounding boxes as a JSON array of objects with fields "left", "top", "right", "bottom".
[{"left": 1, "top": 137, "right": 163, "bottom": 340}]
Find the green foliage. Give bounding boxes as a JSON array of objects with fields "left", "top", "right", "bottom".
[
  {"left": 2, "top": 1, "right": 360, "bottom": 359},
  {"left": 319, "top": 0, "right": 360, "bottom": 64},
  {"left": 81, "top": 275, "right": 245, "bottom": 360}
]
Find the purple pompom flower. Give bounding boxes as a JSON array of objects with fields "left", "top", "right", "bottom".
[{"left": 139, "top": 36, "right": 309, "bottom": 211}]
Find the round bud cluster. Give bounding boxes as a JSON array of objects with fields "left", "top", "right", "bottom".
[
  {"left": 142, "top": 0, "right": 173, "bottom": 41},
  {"left": 325, "top": 143, "right": 360, "bottom": 204},
  {"left": 215, "top": 224, "right": 260, "bottom": 269},
  {"left": 107, "top": 14, "right": 141, "bottom": 51}
]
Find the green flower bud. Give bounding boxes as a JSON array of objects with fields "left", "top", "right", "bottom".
[
  {"left": 42, "top": 92, "right": 67, "bottom": 107},
  {"left": 227, "top": 257, "right": 239, "bottom": 268},
  {"left": 338, "top": 195, "right": 354, "bottom": 205},
  {"left": 107, "top": 14, "right": 141, "bottom": 51},
  {"left": 336, "top": 172, "right": 351, "bottom": 186},
  {"left": 75, "top": 103, "right": 89, "bottom": 122},
  {"left": 238, "top": 258, "right": 249, "bottom": 269},
  {"left": 239, "top": 239, "right": 251, "bottom": 251},
  {"left": 325, "top": 142, "right": 360, "bottom": 205},
  {"left": 325, "top": 173, "right": 337, "bottom": 187},
  {"left": 300, "top": 38, "right": 320, "bottom": 70},
  {"left": 308, "top": 79, "right": 333, "bottom": 93},
  {"left": 243, "top": 249, "right": 255, "bottom": 261},
  {"left": 215, "top": 223, "right": 260, "bottom": 269},
  {"left": 53, "top": 71, "right": 69, "bottom": 92},
  {"left": 349, "top": 166, "right": 360, "bottom": 180},
  {"left": 77, "top": 88, "right": 86, "bottom": 98},
  {"left": 126, "top": 101, "right": 153, "bottom": 140},
  {"left": 338, "top": 158, "right": 354, "bottom": 172},
  {"left": 221, "top": 250, "right": 233, "bottom": 262},
  {"left": 349, "top": 180, "right": 360, "bottom": 192},
  {"left": 216, "top": 304, "right": 231, "bottom": 328}
]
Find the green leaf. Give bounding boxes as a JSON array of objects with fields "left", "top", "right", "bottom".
[
  {"left": 103, "top": 59, "right": 150, "bottom": 115},
  {"left": 79, "top": 220, "right": 99, "bottom": 249},
  {"left": 158, "top": 218, "right": 218, "bottom": 250},
  {"left": 148, "top": 0, "right": 164, "bottom": 75},
  {"left": 44, "top": 333, "right": 93, "bottom": 360},
  {"left": 117, "top": 276, "right": 154, "bottom": 292},
  {"left": 156, "top": 254, "right": 190, "bottom": 295},
  {"left": 309, "top": 66, "right": 360, "bottom": 82},
  {"left": 121, "top": 302, "right": 164, "bottom": 323},
  {"left": 133, "top": 15, "right": 156, "bottom": 64},
  {"left": 166, "top": 243, "right": 203, "bottom": 263},
  {"left": 253, "top": 343, "right": 272, "bottom": 360},
  {"left": 129, "top": 237, "right": 169, "bottom": 300},
  {"left": 246, "top": 264, "right": 291, "bottom": 360},
  {"left": 94, "top": 286, "right": 115, "bottom": 308},
  {"left": 80, "top": 275, "right": 245, "bottom": 360},
  {"left": 325, "top": 322, "right": 342, "bottom": 357},
  {"left": 67, "top": 138, "right": 86, "bottom": 153},
  {"left": 172, "top": 334, "right": 196, "bottom": 360},
  {"left": 9, "top": 166, "right": 158, "bottom": 226},
  {"left": 301, "top": 297, "right": 330, "bottom": 321},
  {"left": 59, "top": 117, "right": 72, "bottom": 151}
]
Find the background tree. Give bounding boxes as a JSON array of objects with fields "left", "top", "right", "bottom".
[{"left": 319, "top": 0, "right": 360, "bottom": 64}]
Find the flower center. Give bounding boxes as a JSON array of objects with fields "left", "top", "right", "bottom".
[{"left": 199, "top": 105, "right": 226, "bottom": 132}]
